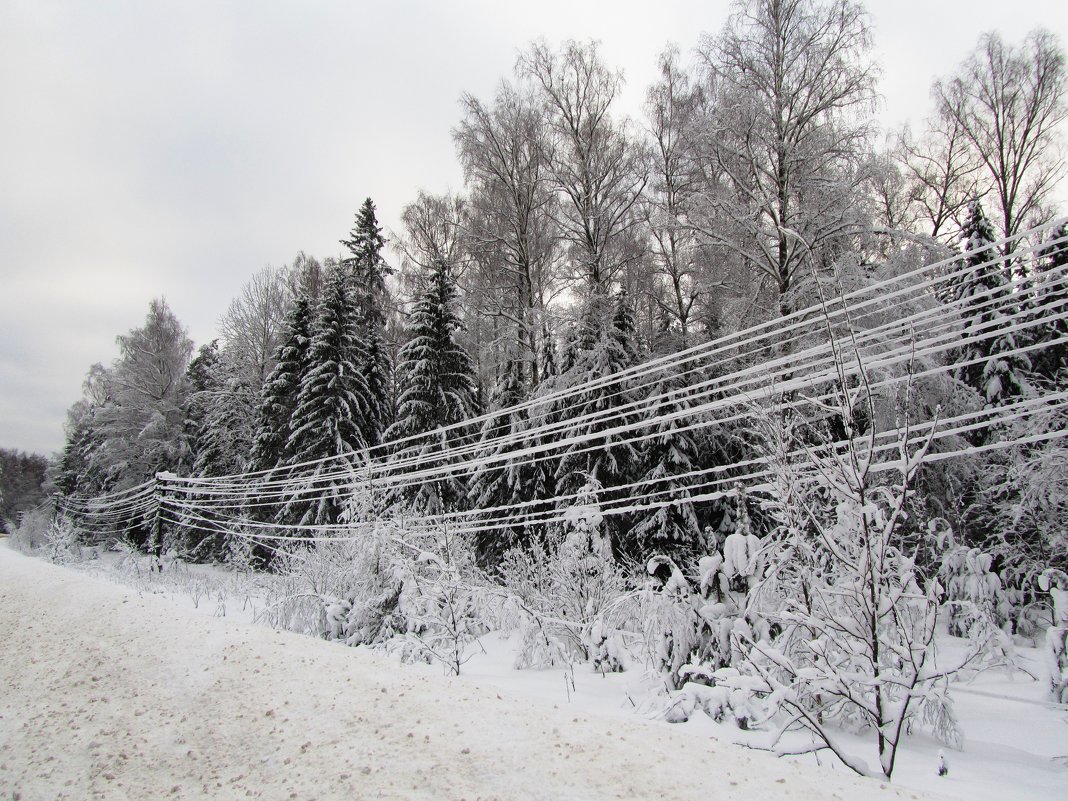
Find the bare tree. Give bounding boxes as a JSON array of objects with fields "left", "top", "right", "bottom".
[
  {"left": 218, "top": 264, "right": 292, "bottom": 391},
  {"left": 897, "top": 115, "right": 984, "bottom": 241},
  {"left": 518, "top": 40, "right": 647, "bottom": 299},
  {"left": 642, "top": 47, "right": 708, "bottom": 343},
  {"left": 285, "top": 251, "right": 324, "bottom": 302},
  {"left": 395, "top": 191, "right": 487, "bottom": 393},
  {"left": 934, "top": 29, "right": 1067, "bottom": 249},
  {"left": 398, "top": 191, "right": 470, "bottom": 276},
  {"left": 455, "top": 81, "right": 561, "bottom": 386},
  {"left": 692, "top": 0, "right": 877, "bottom": 319},
  {"left": 862, "top": 149, "right": 919, "bottom": 237}
]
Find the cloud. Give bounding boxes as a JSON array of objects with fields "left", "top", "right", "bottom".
[{"left": 1, "top": 0, "right": 1062, "bottom": 455}]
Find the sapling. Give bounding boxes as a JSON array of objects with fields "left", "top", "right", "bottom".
[
  {"left": 395, "top": 526, "right": 484, "bottom": 676},
  {"left": 719, "top": 339, "right": 1001, "bottom": 780}
]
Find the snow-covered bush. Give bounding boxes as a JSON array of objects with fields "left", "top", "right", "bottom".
[
  {"left": 554, "top": 494, "right": 628, "bottom": 668},
  {"left": 939, "top": 540, "right": 1012, "bottom": 637},
  {"left": 999, "top": 576, "right": 1043, "bottom": 639},
  {"left": 225, "top": 530, "right": 258, "bottom": 572},
  {"left": 716, "top": 359, "right": 1004, "bottom": 780},
  {"left": 662, "top": 675, "right": 764, "bottom": 728},
  {"left": 641, "top": 498, "right": 769, "bottom": 699},
  {"left": 259, "top": 513, "right": 492, "bottom": 676},
  {"left": 46, "top": 514, "right": 81, "bottom": 564},
  {"left": 726, "top": 487, "right": 971, "bottom": 778},
  {"left": 497, "top": 481, "right": 628, "bottom": 670},
  {"left": 391, "top": 529, "right": 486, "bottom": 675},
  {"left": 498, "top": 536, "right": 576, "bottom": 669},
  {"left": 721, "top": 490, "right": 763, "bottom": 593},
  {"left": 8, "top": 505, "right": 52, "bottom": 553},
  {"left": 1040, "top": 569, "right": 1068, "bottom": 703},
  {"left": 262, "top": 523, "right": 405, "bottom": 642},
  {"left": 640, "top": 555, "right": 704, "bottom": 691},
  {"left": 975, "top": 409, "right": 1068, "bottom": 577}
]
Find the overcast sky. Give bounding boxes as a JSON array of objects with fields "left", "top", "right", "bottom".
[{"left": 1, "top": 0, "right": 1064, "bottom": 457}]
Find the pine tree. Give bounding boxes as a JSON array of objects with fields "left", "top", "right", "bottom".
[
  {"left": 341, "top": 198, "right": 394, "bottom": 446},
  {"left": 284, "top": 262, "right": 371, "bottom": 526},
  {"left": 386, "top": 258, "right": 479, "bottom": 516},
  {"left": 251, "top": 293, "right": 314, "bottom": 472}
]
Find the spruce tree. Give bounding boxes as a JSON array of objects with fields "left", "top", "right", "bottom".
[
  {"left": 468, "top": 360, "right": 531, "bottom": 562},
  {"left": 539, "top": 322, "right": 558, "bottom": 383},
  {"left": 284, "top": 262, "right": 371, "bottom": 526},
  {"left": 469, "top": 360, "right": 525, "bottom": 509},
  {"left": 361, "top": 326, "right": 393, "bottom": 446},
  {"left": 181, "top": 342, "right": 255, "bottom": 558},
  {"left": 251, "top": 293, "right": 314, "bottom": 472},
  {"left": 953, "top": 201, "right": 1029, "bottom": 408},
  {"left": 341, "top": 198, "right": 391, "bottom": 324},
  {"left": 386, "top": 257, "right": 478, "bottom": 516},
  {"left": 55, "top": 397, "right": 107, "bottom": 502},
  {"left": 630, "top": 366, "right": 703, "bottom": 560},
  {"left": 184, "top": 341, "right": 222, "bottom": 473},
  {"left": 192, "top": 374, "right": 254, "bottom": 479},
  {"left": 341, "top": 198, "right": 394, "bottom": 446},
  {"left": 1032, "top": 222, "right": 1068, "bottom": 384},
  {"left": 551, "top": 293, "right": 643, "bottom": 557}
]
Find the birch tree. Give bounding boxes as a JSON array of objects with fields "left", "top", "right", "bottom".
[
  {"left": 519, "top": 40, "right": 647, "bottom": 300},
  {"left": 934, "top": 29, "right": 1067, "bottom": 250},
  {"left": 692, "top": 0, "right": 876, "bottom": 319},
  {"left": 455, "top": 82, "right": 560, "bottom": 387},
  {"left": 217, "top": 264, "right": 292, "bottom": 392},
  {"left": 89, "top": 298, "right": 193, "bottom": 491},
  {"left": 642, "top": 48, "right": 708, "bottom": 343},
  {"left": 897, "top": 115, "right": 983, "bottom": 241}
]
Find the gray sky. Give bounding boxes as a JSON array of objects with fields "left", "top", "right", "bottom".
[{"left": 1, "top": 0, "right": 1064, "bottom": 457}]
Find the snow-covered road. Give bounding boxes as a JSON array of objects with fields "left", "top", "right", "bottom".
[{"left": 0, "top": 544, "right": 937, "bottom": 801}]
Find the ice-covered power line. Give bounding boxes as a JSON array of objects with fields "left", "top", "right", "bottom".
[
  {"left": 151, "top": 252, "right": 1068, "bottom": 511},
  {"left": 158, "top": 391, "right": 1068, "bottom": 546},
  {"left": 160, "top": 219, "right": 1068, "bottom": 487},
  {"left": 158, "top": 226, "right": 1068, "bottom": 499},
  {"left": 61, "top": 218, "right": 1068, "bottom": 547},
  {"left": 157, "top": 275, "right": 1068, "bottom": 506},
  {"left": 79, "top": 260, "right": 1068, "bottom": 536}
]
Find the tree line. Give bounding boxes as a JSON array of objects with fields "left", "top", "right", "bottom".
[
  {"left": 0, "top": 449, "right": 49, "bottom": 531},
  {"left": 51, "top": 0, "right": 1066, "bottom": 579}
]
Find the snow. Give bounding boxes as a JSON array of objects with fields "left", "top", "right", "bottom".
[
  {"left": 0, "top": 542, "right": 941, "bottom": 801},
  {"left": 3, "top": 541, "right": 1066, "bottom": 800}
]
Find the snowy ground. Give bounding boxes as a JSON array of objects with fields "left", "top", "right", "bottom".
[{"left": 1, "top": 542, "right": 1063, "bottom": 800}]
